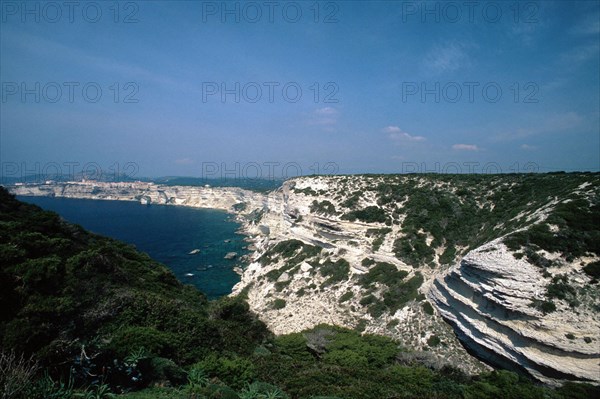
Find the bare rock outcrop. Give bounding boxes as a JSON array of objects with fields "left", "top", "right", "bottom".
[{"left": 430, "top": 239, "right": 600, "bottom": 385}]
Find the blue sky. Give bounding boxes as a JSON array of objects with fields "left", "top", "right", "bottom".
[{"left": 1, "top": 0, "right": 599, "bottom": 179}]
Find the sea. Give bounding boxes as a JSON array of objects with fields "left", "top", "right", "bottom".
[{"left": 17, "top": 196, "right": 250, "bottom": 299}]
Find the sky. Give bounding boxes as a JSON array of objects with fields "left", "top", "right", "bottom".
[{"left": 1, "top": 0, "right": 599, "bottom": 180}]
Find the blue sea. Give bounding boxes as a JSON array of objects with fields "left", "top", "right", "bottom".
[{"left": 18, "top": 196, "right": 249, "bottom": 299}]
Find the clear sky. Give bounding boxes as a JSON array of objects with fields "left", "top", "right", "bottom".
[{"left": 1, "top": 1, "right": 599, "bottom": 179}]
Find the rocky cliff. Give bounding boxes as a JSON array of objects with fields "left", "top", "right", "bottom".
[
  {"left": 8, "top": 174, "right": 600, "bottom": 385},
  {"left": 9, "top": 181, "right": 266, "bottom": 215},
  {"left": 233, "top": 174, "right": 600, "bottom": 385}
]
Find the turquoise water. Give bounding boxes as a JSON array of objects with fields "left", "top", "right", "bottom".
[{"left": 18, "top": 196, "right": 248, "bottom": 299}]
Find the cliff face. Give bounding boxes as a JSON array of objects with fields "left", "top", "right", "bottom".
[
  {"left": 8, "top": 174, "right": 600, "bottom": 385},
  {"left": 430, "top": 240, "right": 600, "bottom": 384},
  {"left": 233, "top": 174, "right": 600, "bottom": 385},
  {"left": 9, "top": 181, "right": 266, "bottom": 214}
]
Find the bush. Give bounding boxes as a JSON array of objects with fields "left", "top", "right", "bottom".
[
  {"left": 319, "top": 258, "right": 350, "bottom": 286},
  {"left": 360, "top": 262, "right": 407, "bottom": 288},
  {"left": 338, "top": 291, "right": 353, "bottom": 303},
  {"left": 272, "top": 299, "right": 287, "bottom": 310},
  {"left": 310, "top": 200, "right": 337, "bottom": 215},
  {"left": 583, "top": 261, "right": 600, "bottom": 279},
  {"left": 143, "top": 357, "right": 187, "bottom": 387},
  {"left": 393, "top": 234, "right": 435, "bottom": 267},
  {"left": 108, "top": 326, "right": 178, "bottom": 359},
  {"left": 422, "top": 302, "right": 434, "bottom": 315},
  {"left": 382, "top": 273, "right": 424, "bottom": 314},
  {"left": 541, "top": 300, "right": 556, "bottom": 313},
  {"left": 193, "top": 354, "right": 256, "bottom": 390},
  {"left": 342, "top": 206, "right": 387, "bottom": 223},
  {"left": 239, "top": 381, "right": 289, "bottom": 399},
  {"left": 427, "top": 335, "right": 441, "bottom": 347}
]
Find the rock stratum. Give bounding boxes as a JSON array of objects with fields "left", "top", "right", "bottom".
[
  {"left": 8, "top": 174, "right": 600, "bottom": 386},
  {"left": 9, "top": 180, "right": 265, "bottom": 214}
]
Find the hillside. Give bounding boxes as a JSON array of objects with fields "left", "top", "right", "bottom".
[
  {"left": 2, "top": 186, "right": 599, "bottom": 399},
  {"left": 3, "top": 173, "right": 600, "bottom": 396},
  {"left": 4, "top": 187, "right": 599, "bottom": 399},
  {"left": 233, "top": 173, "right": 600, "bottom": 385}
]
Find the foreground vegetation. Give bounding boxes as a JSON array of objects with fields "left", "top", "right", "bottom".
[{"left": 1, "top": 186, "right": 598, "bottom": 398}]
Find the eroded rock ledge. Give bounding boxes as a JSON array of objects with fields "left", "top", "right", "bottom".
[{"left": 430, "top": 239, "right": 600, "bottom": 385}]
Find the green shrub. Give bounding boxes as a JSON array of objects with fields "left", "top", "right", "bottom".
[
  {"left": 144, "top": 357, "right": 187, "bottom": 386},
  {"left": 319, "top": 258, "right": 350, "bottom": 286},
  {"left": 310, "top": 200, "right": 337, "bottom": 215},
  {"left": 583, "top": 261, "right": 600, "bottom": 279},
  {"left": 360, "top": 262, "right": 407, "bottom": 288},
  {"left": 427, "top": 335, "right": 441, "bottom": 347},
  {"left": 422, "top": 302, "right": 434, "bottom": 315},
  {"left": 359, "top": 295, "right": 375, "bottom": 306},
  {"left": 393, "top": 234, "right": 435, "bottom": 267},
  {"left": 338, "top": 291, "right": 353, "bottom": 303},
  {"left": 108, "top": 326, "right": 177, "bottom": 359},
  {"left": 542, "top": 300, "right": 557, "bottom": 313},
  {"left": 193, "top": 354, "right": 256, "bottom": 390},
  {"left": 272, "top": 299, "right": 287, "bottom": 310},
  {"left": 239, "top": 381, "right": 289, "bottom": 399},
  {"left": 361, "top": 257, "right": 375, "bottom": 266},
  {"left": 382, "top": 273, "right": 424, "bottom": 314},
  {"left": 342, "top": 206, "right": 387, "bottom": 223}
]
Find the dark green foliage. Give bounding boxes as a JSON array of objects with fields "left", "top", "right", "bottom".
[
  {"left": 465, "top": 370, "right": 551, "bottom": 399},
  {"left": 0, "top": 187, "right": 269, "bottom": 391},
  {"left": 358, "top": 264, "right": 423, "bottom": 316},
  {"left": 341, "top": 191, "right": 361, "bottom": 209},
  {"left": 366, "top": 228, "right": 392, "bottom": 252},
  {"left": 361, "top": 257, "right": 375, "bottom": 267},
  {"left": 342, "top": 206, "right": 387, "bottom": 223},
  {"left": 541, "top": 301, "right": 557, "bottom": 314},
  {"left": 144, "top": 357, "right": 187, "bottom": 387},
  {"left": 427, "top": 335, "right": 441, "bottom": 347},
  {"left": 504, "top": 198, "right": 600, "bottom": 262},
  {"left": 108, "top": 327, "right": 177, "bottom": 359},
  {"left": 393, "top": 233, "right": 435, "bottom": 267},
  {"left": 422, "top": 301, "right": 434, "bottom": 315},
  {"left": 260, "top": 240, "right": 320, "bottom": 280},
  {"left": 338, "top": 291, "right": 353, "bottom": 303},
  {"left": 319, "top": 258, "right": 350, "bottom": 286},
  {"left": 294, "top": 187, "right": 318, "bottom": 196},
  {"left": 531, "top": 299, "right": 557, "bottom": 314},
  {"left": 272, "top": 299, "right": 287, "bottom": 310},
  {"left": 555, "top": 382, "right": 600, "bottom": 399},
  {"left": 363, "top": 173, "right": 600, "bottom": 268},
  {"left": 260, "top": 239, "right": 303, "bottom": 265},
  {"left": 359, "top": 262, "right": 408, "bottom": 288},
  {"left": 232, "top": 202, "right": 247, "bottom": 212},
  {"left": 381, "top": 273, "right": 424, "bottom": 314},
  {"left": 193, "top": 354, "right": 256, "bottom": 390},
  {"left": 439, "top": 244, "right": 457, "bottom": 265},
  {"left": 359, "top": 295, "right": 376, "bottom": 306},
  {"left": 546, "top": 275, "right": 576, "bottom": 301},
  {"left": 583, "top": 261, "right": 600, "bottom": 279},
  {"left": 310, "top": 200, "right": 337, "bottom": 215}
]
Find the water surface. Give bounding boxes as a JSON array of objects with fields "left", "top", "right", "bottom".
[{"left": 18, "top": 196, "right": 248, "bottom": 299}]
